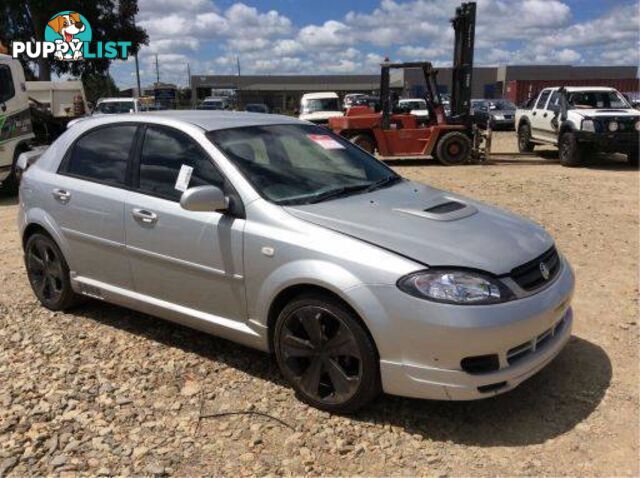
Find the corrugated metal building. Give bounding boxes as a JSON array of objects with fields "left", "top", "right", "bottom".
[{"left": 192, "top": 65, "right": 639, "bottom": 112}]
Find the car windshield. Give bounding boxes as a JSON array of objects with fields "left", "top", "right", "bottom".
[
  {"left": 491, "top": 100, "right": 516, "bottom": 110},
  {"left": 566, "top": 90, "right": 630, "bottom": 109},
  {"left": 207, "top": 124, "right": 400, "bottom": 205},
  {"left": 246, "top": 104, "right": 268, "bottom": 113},
  {"left": 400, "top": 100, "right": 427, "bottom": 110},
  {"left": 95, "top": 101, "right": 135, "bottom": 114},
  {"left": 302, "top": 98, "right": 340, "bottom": 113}
]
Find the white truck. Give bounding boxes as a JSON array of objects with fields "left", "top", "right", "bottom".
[
  {"left": 298, "top": 92, "right": 344, "bottom": 124},
  {"left": 515, "top": 86, "right": 639, "bottom": 167},
  {"left": 0, "top": 54, "right": 88, "bottom": 192}
]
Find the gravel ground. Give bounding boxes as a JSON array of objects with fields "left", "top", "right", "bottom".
[{"left": 0, "top": 132, "right": 638, "bottom": 476}]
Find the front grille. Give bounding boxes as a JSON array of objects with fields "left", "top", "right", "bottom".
[
  {"left": 506, "top": 313, "right": 568, "bottom": 366},
  {"left": 510, "top": 246, "right": 560, "bottom": 291}
]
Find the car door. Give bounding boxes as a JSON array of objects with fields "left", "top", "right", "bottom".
[
  {"left": 124, "top": 124, "right": 246, "bottom": 323},
  {"left": 49, "top": 123, "right": 138, "bottom": 289},
  {"left": 530, "top": 89, "right": 552, "bottom": 141},
  {"left": 539, "top": 90, "right": 562, "bottom": 144}
]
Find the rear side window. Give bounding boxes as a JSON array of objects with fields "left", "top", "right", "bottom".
[
  {"left": 535, "top": 90, "right": 551, "bottom": 109},
  {"left": 138, "top": 126, "right": 224, "bottom": 201},
  {"left": 0, "top": 65, "right": 15, "bottom": 103},
  {"left": 65, "top": 125, "right": 137, "bottom": 186}
]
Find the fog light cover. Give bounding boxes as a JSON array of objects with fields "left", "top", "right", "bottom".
[{"left": 608, "top": 121, "right": 619, "bottom": 132}]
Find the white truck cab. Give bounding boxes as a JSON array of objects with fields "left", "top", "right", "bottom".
[
  {"left": 516, "top": 86, "right": 639, "bottom": 167},
  {"left": 398, "top": 98, "right": 430, "bottom": 119},
  {"left": 0, "top": 54, "right": 35, "bottom": 192},
  {"left": 298, "top": 92, "right": 344, "bottom": 124}
]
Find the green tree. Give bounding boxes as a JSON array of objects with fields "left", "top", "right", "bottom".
[
  {"left": 0, "top": 0, "right": 147, "bottom": 81},
  {"left": 82, "top": 73, "right": 119, "bottom": 106}
]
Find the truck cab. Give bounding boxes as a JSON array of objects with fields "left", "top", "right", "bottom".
[
  {"left": 516, "top": 86, "right": 640, "bottom": 166},
  {"left": 298, "top": 92, "right": 344, "bottom": 125},
  {"left": 0, "top": 54, "right": 34, "bottom": 193}
]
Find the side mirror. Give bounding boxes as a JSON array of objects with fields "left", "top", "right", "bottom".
[{"left": 180, "top": 185, "right": 229, "bottom": 212}]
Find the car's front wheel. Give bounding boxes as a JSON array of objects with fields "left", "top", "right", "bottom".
[
  {"left": 274, "top": 293, "right": 380, "bottom": 413},
  {"left": 517, "top": 123, "right": 535, "bottom": 153},
  {"left": 24, "top": 233, "right": 80, "bottom": 311},
  {"left": 559, "top": 132, "right": 584, "bottom": 167}
]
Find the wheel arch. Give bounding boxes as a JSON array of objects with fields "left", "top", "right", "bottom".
[
  {"left": 266, "top": 283, "right": 380, "bottom": 360},
  {"left": 517, "top": 116, "right": 531, "bottom": 133}
]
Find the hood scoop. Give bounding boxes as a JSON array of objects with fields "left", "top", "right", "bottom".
[{"left": 394, "top": 197, "right": 478, "bottom": 222}]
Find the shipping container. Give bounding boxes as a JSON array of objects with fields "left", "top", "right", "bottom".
[{"left": 506, "top": 78, "right": 640, "bottom": 105}]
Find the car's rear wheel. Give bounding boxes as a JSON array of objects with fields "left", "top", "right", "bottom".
[
  {"left": 559, "top": 132, "right": 584, "bottom": 167},
  {"left": 350, "top": 133, "right": 376, "bottom": 154},
  {"left": 435, "top": 131, "right": 472, "bottom": 165},
  {"left": 25, "top": 233, "right": 80, "bottom": 311},
  {"left": 517, "top": 123, "right": 535, "bottom": 153},
  {"left": 274, "top": 293, "right": 380, "bottom": 413}
]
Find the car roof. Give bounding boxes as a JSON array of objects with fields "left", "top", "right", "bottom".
[
  {"left": 77, "top": 110, "right": 305, "bottom": 131},
  {"left": 301, "top": 92, "right": 339, "bottom": 100},
  {"left": 97, "top": 97, "right": 137, "bottom": 103},
  {"left": 543, "top": 86, "right": 618, "bottom": 92},
  {"left": 399, "top": 98, "right": 426, "bottom": 102}
]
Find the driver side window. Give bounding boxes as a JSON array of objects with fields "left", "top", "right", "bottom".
[{"left": 0, "top": 65, "right": 16, "bottom": 103}]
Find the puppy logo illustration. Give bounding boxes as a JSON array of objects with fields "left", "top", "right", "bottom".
[{"left": 45, "top": 11, "right": 92, "bottom": 61}]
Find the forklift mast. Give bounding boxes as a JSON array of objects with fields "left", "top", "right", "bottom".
[{"left": 450, "top": 2, "right": 476, "bottom": 120}]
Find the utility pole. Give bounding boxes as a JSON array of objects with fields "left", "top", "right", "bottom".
[
  {"left": 236, "top": 56, "right": 242, "bottom": 110},
  {"left": 186, "top": 62, "right": 192, "bottom": 108},
  {"left": 155, "top": 54, "right": 160, "bottom": 85},
  {"left": 135, "top": 53, "right": 142, "bottom": 97}
]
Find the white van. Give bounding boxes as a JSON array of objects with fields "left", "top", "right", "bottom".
[{"left": 298, "top": 92, "right": 344, "bottom": 124}]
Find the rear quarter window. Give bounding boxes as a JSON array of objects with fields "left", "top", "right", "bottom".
[{"left": 62, "top": 125, "right": 137, "bottom": 187}]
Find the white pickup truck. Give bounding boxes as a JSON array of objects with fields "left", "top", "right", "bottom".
[{"left": 515, "top": 86, "right": 639, "bottom": 167}]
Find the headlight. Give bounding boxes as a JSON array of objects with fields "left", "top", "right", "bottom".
[
  {"left": 635, "top": 120, "right": 640, "bottom": 131},
  {"left": 493, "top": 114, "right": 504, "bottom": 120},
  {"left": 397, "top": 270, "right": 514, "bottom": 305},
  {"left": 581, "top": 119, "right": 595, "bottom": 132},
  {"left": 608, "top": 121, "right": 619, "bottom": 132}
]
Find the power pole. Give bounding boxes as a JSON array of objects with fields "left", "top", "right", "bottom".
[
  {"left": 186, "top": 62, "right": 192, "bottom": 108},
  {"left": 236, "top": 56, "right": 242, "bottom": 110},
  {"left": 155, "top": 54, "right": 160, "bottom": 85},
  {"left": 135, "top": 53, "right": 142, "bottom": 97}
]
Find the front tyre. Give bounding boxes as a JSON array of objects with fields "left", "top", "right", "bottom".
[
  {"left": 559, "top": 132, "right": 584, "bottom": 167},
  {"left": 435, "top": 131, "right": 472, "bottom": 165},
  {"left": 627, "top": 148, "right": 639, "bottom": 167},
  {"left": 517, "top": 123, "right": 535, "bottom": 153},
  {"left": 274, "top": 293, "right": 380, "bottom": 413},
  {"left": 25, "top": 233, "right": 80, "bottom": 311}
]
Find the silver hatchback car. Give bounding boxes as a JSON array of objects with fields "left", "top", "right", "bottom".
[{"left": 18, "top": 111, "right": 575, "bottom": 413}]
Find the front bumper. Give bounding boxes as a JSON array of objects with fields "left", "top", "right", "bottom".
[
  {"left": 575, "top": 130, "right": 639, "bottom": 152},
  {"left": 350, "top": 256, "right": 575, "bottom": 401}
]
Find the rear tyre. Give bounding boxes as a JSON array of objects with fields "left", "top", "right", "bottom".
[
  {"left": 24, "top": 233, "right": 80, "bottom": 311},
  {"left": 274, "top": 293, "right": 381, "bottom": 414},
  {"left": 435, "top": 131, "right": 472, "bottom": 166},
  {"left": 559, "top": 132, "right": 584, "bottom": 167},
  {"left": 517, "top": 123, "right": 535, "bottom": 153},
  {"left": 350, "top": 134, "right": 376, "bottom": 155}
]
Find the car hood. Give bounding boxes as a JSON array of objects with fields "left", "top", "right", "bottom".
[
  {"left": 410, "top": 109, "right": 430, "bottom": 117},
  {"left": 299, "top": 111, "right": 344, "bottom": 121},
  {"left": 284, "top": 181, "right": 553, "bottom": 275},
  {"left": 572, "top": 108, "right": 639, "bottom": 118}
]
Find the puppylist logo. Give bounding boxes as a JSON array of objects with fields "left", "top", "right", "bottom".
[{"left": 12, "top": 11, "right": 131, "bottom": 61}]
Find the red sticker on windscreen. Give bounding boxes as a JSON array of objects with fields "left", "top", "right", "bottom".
[{"left": 307, "top": 134, "right": 345, "bottom": 149}]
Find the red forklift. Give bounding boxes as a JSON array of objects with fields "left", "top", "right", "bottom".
[{"left": 329, "top": 2, "right": 485, "bottom": 165}]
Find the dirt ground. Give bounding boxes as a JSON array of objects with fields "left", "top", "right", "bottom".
[{"left": 0, "top": 132, "right": 638, "bottom": 476}]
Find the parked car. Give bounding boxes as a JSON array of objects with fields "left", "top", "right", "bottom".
[
  {"left": 245, "top": 103, "right": 270, "bottom": 114},
  {"left": 471, "top": 99, "right": 516, "bottom": 130},
  {"left": 298, "top": 92, "right": 344, "bottom": 124},
  {"left": 515, "top": 86, "right": 639, "bottom": 166},
  {"left": 17, "top": 111, "right": 575, "bottom": 413},
  {"left": 343, "top": 93, "right": 367, "bottom": 109},
  {"left": 197, "top": 97, "right": 229, "bottom": 111},
  {"left": 352, "top": 95, "right": 381, "bottom": 111},
  {"left": 397, "top": 98, "right": 430, "bottom": 120},
  {"left": 67, "top": 97, "right": 142, "bottom": 129}
]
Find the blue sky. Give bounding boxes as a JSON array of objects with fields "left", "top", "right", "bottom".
[{"left": 110, "top": 0, "right": 640, "bottom": 88}]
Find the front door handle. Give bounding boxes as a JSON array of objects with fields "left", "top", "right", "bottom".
[
  {"left": 131, "top": 208, "right": 158, "bottom": 225},
  {"left": 52, "top": 188, "right": 71, "bottom": 203},
  {"left": 532, "top": 111, "right": 537, "bottom": 116}
]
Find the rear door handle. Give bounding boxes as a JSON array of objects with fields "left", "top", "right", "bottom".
[
  {"left": 131, "top": 208, "right": 158, "bottom": 225},
  {"left": 532, "top": 111, "right": 537, "bottom": 116},
  {"left": 52, "top": 188, "right": 71, "bottom": 203},
  {"left": 543, "top": 112, "right": 548, "bottom": 118}
]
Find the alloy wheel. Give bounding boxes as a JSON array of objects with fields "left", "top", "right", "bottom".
[
  {"left": 27, "top": 238, "right": 65, "bottom": 303},
  {"left": 279, "top": 305, "right": 362, "bottom": 404}
]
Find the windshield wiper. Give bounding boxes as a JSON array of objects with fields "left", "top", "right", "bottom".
[
  {"left": 306, "top": 183, "right": 372, "bottom": 204},
  {"left": 366, "top": 175, "right": 403, "bottom": 192}
]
